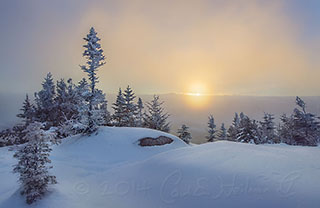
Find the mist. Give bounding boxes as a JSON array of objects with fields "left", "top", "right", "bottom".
[{"left": 2, "top": 92, "right": 320, "bottom": 143}]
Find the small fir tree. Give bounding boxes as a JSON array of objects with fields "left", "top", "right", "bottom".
[
  {"left": 144, "top": 95, "right": 170, "bottom": 132},
  {"left": 17, "top": 94, "right": 35, "bottom": 126},
  {"left": 136, "top": 97, "right": 144, "bottom": 127},
  {"left": 122, "top": 86, "right": 137, "bottom": 127},
  {"left": 206, "top": 115, "right": 216, "bottom": 142},
  {"left": 113, "top": 88, "right": 126, "bottom": 127},
  {"left": 177, "top": 124, "right": 192, "bottom": 144},
  {"left": 217, "top": 123, "right": 227, "bottom": 140},
  {"left": 13, "top": 122, "right": 57, "bottom": 204}
]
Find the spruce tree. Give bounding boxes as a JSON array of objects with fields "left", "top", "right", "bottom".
[
  {"left": 227, "top": 113, "right": 240, "bottom": 141},
  {"left": 206, "top": 115, "right": 216, "bottom": 142},
  {"left": 80, "top": 27, "right": 106, "bottom": 134},
  {"left": 17, "top": 94, "right": 35, "bottom": 126},
  {"left": 136, "top": 97, "right": 144, "bottom": 127},
  {"left": 291, "top": 96, "right": 319, "bottom": 146},
  {"left": 55, "top": 79, "right": 77, "bottom": 124},
  {"left": 13, "top": 122, "right": 57, "bottom": 204},
  {"left": 144, "top": 95, "right": 170, "bottom": 132},
  {"left": 100, "top": 100, "right": 111, "bottom": 126},
  {"left": 34, "top": 73, "right": 56, "bottom": 126},
  {"left": 112, "top": 88, "right": 126, "bottom": 127},
  {"left": 236, "top": 114, "right": 260, "bottom": 144},
  {"left": 278, "top": 114, "right": 295, "bottom": 145},
  {"left": 177, "top": 124, "right": 192, "bottom": 144},
  {"left": 122, "top": 86, "right": 137, "bottom": 127},
  {"left": 217, "top": 123, "right": 227, "bottom": 140},
  {"left": 260, "top": 113, "right": 276, "bottom": 144}
]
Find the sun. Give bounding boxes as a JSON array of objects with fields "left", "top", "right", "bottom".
[
  {"left": 184, "top": 82, "right": 210, "bottom": 108},
  {"left": 188, "top": 82, "right": 207, "bottom": 96},
  {"left": 187, "top": 92, "right": 202, "bottom": 96}
]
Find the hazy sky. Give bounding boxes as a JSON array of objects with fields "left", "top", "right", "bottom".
[{"left": 1, "top": 0, "right": 320, "bottom": 96}]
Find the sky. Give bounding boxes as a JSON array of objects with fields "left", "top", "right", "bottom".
[{"left": 0, "top": 0, "right": 320, "bottom": 96}]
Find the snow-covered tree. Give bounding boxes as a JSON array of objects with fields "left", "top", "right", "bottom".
[
  {"left": 136, "top": 97, "right": 144, "bottom": 127},
  {"left": 236, "top": 114, "right": 260, "bottom": 144},
  {"left": 13, "top": 122, "right": 57, "bottom": 204},
  {"left": 17, "top": 94, "right": 35, "bottom": 126},
  {"left": 260, "top": 113, "right": 277, "bottom": 144},
  {"left": 291, "top": 96, "right": 319, "bottom": 146},
  {"left": 177, "top": 124, "right": 192, "bottom": 144},
  {"left": 34, "top": 73, "right": 56, "bottom": 126},
  {"left": 227, "top": 113, "right": 240, "bottom": 141},
  {"left": 206, "top": 115, "right": 216, "bottom": 142},
  {"left": 278, "top": 114, "right": 295, "bottom": 145},
  {"left": 80, "top": 27, "right": 106, "bottom": 134},
  {"left": 217, "top": 123, "right": 227, "bottom": 140},
  {"left": 90, "top": 89, "right": 108, "bottom": 127},
  {"left": 112, "top": 88, "right": 126, "bottom": 127},
  {"left": 122, "top": 86, "right": 137, "bottom": 127},
  {"left": 144, "top": 95, "right": 170, "bottom": 132},
  {"left": 55, "top": 79, "right": 78, "bottom": 125},
  {"left": 100, "top": 100, "right": 111, "bottom": 126}
]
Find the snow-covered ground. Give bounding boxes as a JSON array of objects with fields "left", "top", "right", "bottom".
[{"left": 0, "top": 127, "right": 319, "bottom": 208}]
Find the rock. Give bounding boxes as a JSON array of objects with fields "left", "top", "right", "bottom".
[{"left": 138, "top": 136, "right": 173, "bottom": 147}]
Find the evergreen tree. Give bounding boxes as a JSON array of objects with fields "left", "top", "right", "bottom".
[
  {"left": 90, "top": 89, "right": 108, "bottom": 127},
  {"left": 278, "top": 114, "right": 295, "bottom": 145},
  {"left": 80, "top": 27, "right": 106, "bottom": 134},
  {"left": 122, "top": 86, "right": 137, "bottom": 127},
  {"left": 17, "top": 94, "right": 35, "bottom": 126},
  {"left": 112, "top": 88, "right": 126, "bottom": 127},
  {"left": 74, "top": 78, "right": 90, "bottom": 132},
  {"left": 206, "top": 115, "right": 216, "bottom": 142},
  {"left": 260, "top": 113, "right": 276, "bottom": 144},
  {"left": 144, "top": 95, "right": 170, "bottom": 132},
  {"left": 136, "top": 97, "right": 144, "bottom": 127},
  {"left": 100, "top": 100, "right": 111, "bottom": 126},
  {"left": 217, "top": 123, "right": 227, "bottom": 140},
  {"left": 177, "top": 124, "right": 192, "bottom": 144},
  {"left": 227, "top": 113, "right": 240, "bottom": 141},
  {"left": 13, "top": 122, "right": 57, "bottom": 204},
  {"left": 291, "top": 96, "right": 319, "bottom": 146},
  {"left": 34, "top": 73, "right": 56, "bottom": 126},
  {"left": 55, "top": 79, "right": 78, "bottom": 125},
  {"left": 236, "top": 114, "right": 260, "bottom": 144}
]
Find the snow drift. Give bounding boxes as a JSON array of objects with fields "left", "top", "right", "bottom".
[{"left": 0, "top": 127, "right": 319, "bottom": 208}]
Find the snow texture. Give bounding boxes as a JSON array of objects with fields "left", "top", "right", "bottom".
[{"left": 0, "top": 127, "right": 319, "bottom": 208}]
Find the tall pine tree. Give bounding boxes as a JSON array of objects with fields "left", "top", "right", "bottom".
[{"left": 80, "top": 27, "right": 106, "bottom": 134}]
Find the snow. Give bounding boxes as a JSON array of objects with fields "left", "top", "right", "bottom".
[{"left": 0, "top": 127, "right": 320, "bottom": 208}]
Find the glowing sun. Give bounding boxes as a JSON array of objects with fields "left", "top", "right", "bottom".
[{"left": 184, "top": 82, "right": 210, "bottom": 108}]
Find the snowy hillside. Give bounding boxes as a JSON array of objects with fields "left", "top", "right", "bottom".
[{"left": 0, "top": 127, "right": 320, "bottom": 208}]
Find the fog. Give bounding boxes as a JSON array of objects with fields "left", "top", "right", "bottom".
[{"left": 1, "top": 93, "right": 320, "bottom": 143}]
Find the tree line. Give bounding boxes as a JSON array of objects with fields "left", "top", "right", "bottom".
[{"left": 177, "top": 96, "right": 320, "bottom": 146}]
